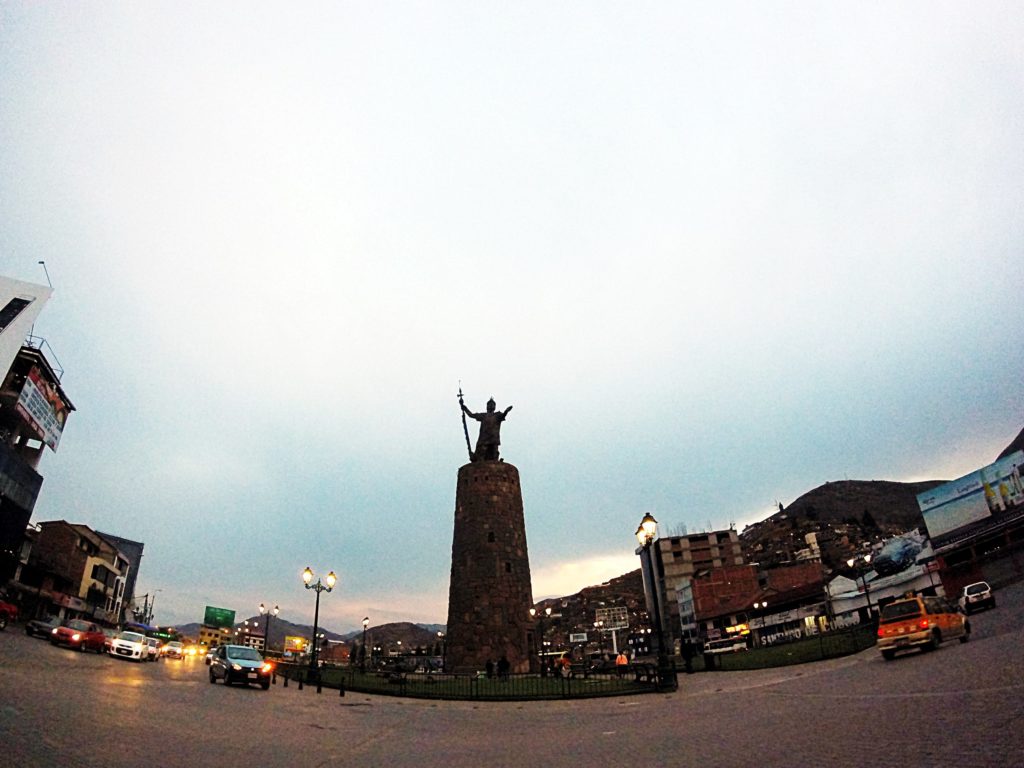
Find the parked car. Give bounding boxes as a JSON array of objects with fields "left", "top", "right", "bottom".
[
  {"left": 50, "top": 618, "right": 106, "bottom": 653},
  {"left": 162, "top": 641, "right": 185, "bottom": 659},
  {"left": 208, "top": 644, "right": 273, "bottom": 689},
  {"left": 0, "top": 597, "right": 18, "bottom": 630},
  {"left": 958, "top": 582, "right": 995, "bottom": 614},
  {"left": 144, "top": 636, "right": 161, "bottom": 661},
  {"left": 26, "top": 615, "right": 61, "bottom": 638},
  {"left": 877, "top": 594, "right": 970, "bottom": 660},
  {"left": 109, "top": 630, "right": 149, "bottom": 661}
]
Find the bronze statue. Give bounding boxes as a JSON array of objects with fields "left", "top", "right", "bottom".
[{"left": 459, "top": 391, "right": 512, "bottom": 462}]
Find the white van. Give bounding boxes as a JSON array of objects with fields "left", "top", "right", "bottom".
[{"left": 703, "top": 636, "right": 748, "bottom": 654}]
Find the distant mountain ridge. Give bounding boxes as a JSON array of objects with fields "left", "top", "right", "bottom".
[{"left": 170, "top": 617, "right": 444, "bottom": 650}]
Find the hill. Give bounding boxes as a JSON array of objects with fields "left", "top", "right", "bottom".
[
  {"left": 170, "top": 617, "right": 443, "bottom": 653},
  {"left": 738, "top": 479, "right": 945, "bottom": 572}
]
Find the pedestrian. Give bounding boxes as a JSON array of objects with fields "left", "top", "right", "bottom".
[
  {"left": 485, "top": 659, "right": 494, "bottom": 679},
  {"left": 497, "top": 654, "right": 510, "bottom": 681},
  {"left": 615, "top": 650, "right": 629, "bottom": 676}
]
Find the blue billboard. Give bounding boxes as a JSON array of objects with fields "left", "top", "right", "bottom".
[{"left": 917, "top": 450, "right": 1024, "bottom": 541}]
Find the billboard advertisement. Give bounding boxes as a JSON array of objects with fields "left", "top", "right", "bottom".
[
  {"left": 15, "top": 366, "right": 69, "bottom": 451},
  {"left": 284, "top": 635, "right": 307, "bottom": 654},
  {"left": 917, "top": 450, "right": 1024, "bottom": 542},
  {"left": 203, "top": 606, "right": 235, "bottom": 629}
]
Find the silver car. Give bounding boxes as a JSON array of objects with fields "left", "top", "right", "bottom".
[{"left": 208, "top": 644, "right": 273, "bottom": 689}]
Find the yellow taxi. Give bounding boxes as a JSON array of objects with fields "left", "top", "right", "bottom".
[{"left": 876, "top": 593, "right": 970, "bottom": 660}]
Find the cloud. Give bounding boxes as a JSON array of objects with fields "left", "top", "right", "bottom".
[{"left": 531, "top": 552, "right": 639, "bottom": 601}]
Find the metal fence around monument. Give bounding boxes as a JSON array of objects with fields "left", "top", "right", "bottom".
[
  {"left": 273, "top": 663, "right": 660, "bottom": 701},
  {"left": 272, "top": 625, "right": 876, "bottom": 700}
]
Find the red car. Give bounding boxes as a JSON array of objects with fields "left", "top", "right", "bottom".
[
  {"left": 50, "top": 619, "right": 106, "bottom": 653},
  {"left": 0, "top": 599, "right": 18, "bottom": 630}
]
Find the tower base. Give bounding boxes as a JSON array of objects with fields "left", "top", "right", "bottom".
[{"left": 445, "top": 461, "right": 534, "bottom": 674}]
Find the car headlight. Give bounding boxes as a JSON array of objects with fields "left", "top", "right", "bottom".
[
  {"left": 52, "top": 628, "right": 59, "bottom": 635},
  {"left": 232, "top": 663, "right": 243, "bottom": 671},
  {"left": 261, "top": 663, "right": 273, "bottom": 674},
  {"left": 72, "top": 633, "right": 81, "bottom": 642}
]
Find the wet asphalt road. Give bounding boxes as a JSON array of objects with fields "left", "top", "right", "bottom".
[{"left": 2, "top": 582, "right": 1022, "bottom": 768}]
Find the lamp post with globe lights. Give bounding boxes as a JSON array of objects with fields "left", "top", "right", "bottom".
[
  {"left": 301, "top": 567, "right": 336, "bottom": 675},
  {"left": 752, "top": 600, "right": 769, "bottom": 647},
  {"left": 529, "top": 606, "right": 552, "bottom": 671},
  {"left": 259, "top": 603, "right": 279, "bottom": 653},
  {"left": 635, "top": 512, "right": 677, "bottom": 691},
  {"left": 847, "top": 554, "right": 875, "bottom": 622},
  {"left": 361, "top": 617, "right": 370, "bottom": 672}
]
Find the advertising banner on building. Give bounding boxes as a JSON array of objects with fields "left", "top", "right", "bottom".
[
  {"left": 203, "top": 606, "right": 236, "bottom": 629},
  {"left": 284, "top": 635, "right": 307, "bottom": 653},
  {"left": 15, "top": 366, "right": 68, "bottom": 451},
  {"left": 917, "top": 450, "right": 1024, "bottom": 542}
]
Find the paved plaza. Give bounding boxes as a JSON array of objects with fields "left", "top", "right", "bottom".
[{"left": 2, "top": 582, "right": 1023, "bottom": 767}]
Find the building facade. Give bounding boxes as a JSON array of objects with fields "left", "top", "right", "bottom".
[
  {"left": 0, "top": 275, "right": 73, "bottom": 586},
  {"left": 16, "top": 520, "right": 129, "bottom": 623},
  {"left": 653, "top": 528, "right": 746, "bottom": 645}
]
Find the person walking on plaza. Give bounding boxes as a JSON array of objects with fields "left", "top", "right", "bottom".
[
  {"left": 497, "top": 654, "right": 510, "bottom": 681},
  {"left": 615, "top": 650, "right": 629, "bottom": 676}
]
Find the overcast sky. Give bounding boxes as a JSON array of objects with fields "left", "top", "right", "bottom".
[{"left": 2, "top": 3, "right": 1022, "bottom": 632}]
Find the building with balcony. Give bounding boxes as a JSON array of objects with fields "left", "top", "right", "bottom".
[{"left": 0, "top": 275, "right": 74, "bottom": 586}]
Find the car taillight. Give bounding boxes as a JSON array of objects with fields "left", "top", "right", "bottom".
[
  {"left": 918, "top": 619, "right": 930, "bottom": 630},
  {"left": 877, "top": 628, "right": 885, "bottom": 638}
]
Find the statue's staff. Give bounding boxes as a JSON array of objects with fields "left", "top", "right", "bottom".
[{"left": 457, "top": 383, "right": 473, "bottom": 461}]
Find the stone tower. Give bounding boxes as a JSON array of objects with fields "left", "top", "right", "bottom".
[{"left": 445, "top": 460, "right": 534, "bottom": 673}]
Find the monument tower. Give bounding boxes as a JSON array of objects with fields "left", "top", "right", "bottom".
[{"left": 445, "top": 391, "right": 534, "bottom": 673}]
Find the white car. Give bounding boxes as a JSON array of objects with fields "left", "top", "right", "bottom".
[
  {"left": 162, "top": 641, "right": 185, "bottom": 659},
  {"left": 109, "top": 631, "right": 148, "bottom": 662},
  {"left": 958, "top": 581, "right": 995, "bottom": 614},
  {"left": 144, "top": 636, "right": 161, "bottom": 661}
]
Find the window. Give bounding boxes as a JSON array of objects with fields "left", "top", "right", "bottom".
[{"left": 0, "top": 297, "right": 31, "bottom": 334}]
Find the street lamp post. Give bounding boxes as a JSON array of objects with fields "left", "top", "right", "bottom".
[
  {"left": 847, "top": 555, "right": 874, "bottom": 622},
  {"left": 529, "top": 606, "right": 552, "bottom": 671},
  {"left": 753, "top": 601, "right": 769, "bottom": 647},
  {"left": 301, "top": 567, "right": 336, "bottom": 676},
  {"left": 259, "top": 603, "right": 279, "bottom": 653},
  {"left": 437, "top": 631, "right": 446, "bottom": 672},
  {"left": 361, "top": 617, "right": 370, "bottom": 672},
  {"left": 635, "top": 513, "right": 677, "bottom": 691}
]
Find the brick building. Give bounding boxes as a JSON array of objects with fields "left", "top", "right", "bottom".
[
  {"left": 17, "top": 520, "right": 129, "bottom": 624},
  {"left": 651, "top": 528, "right": 746, "bottom": 645},
  {"left": 685, "top": 560, "right": 827, "bottom": 646}
]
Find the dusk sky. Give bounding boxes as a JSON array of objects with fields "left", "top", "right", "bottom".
[{"left": 2, "top": 3, "right": 1022, "bottom": 633}]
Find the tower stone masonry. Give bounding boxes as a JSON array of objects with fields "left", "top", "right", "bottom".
[{"left": 445, "top": 461, "right": 534, "bottom": 673}]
